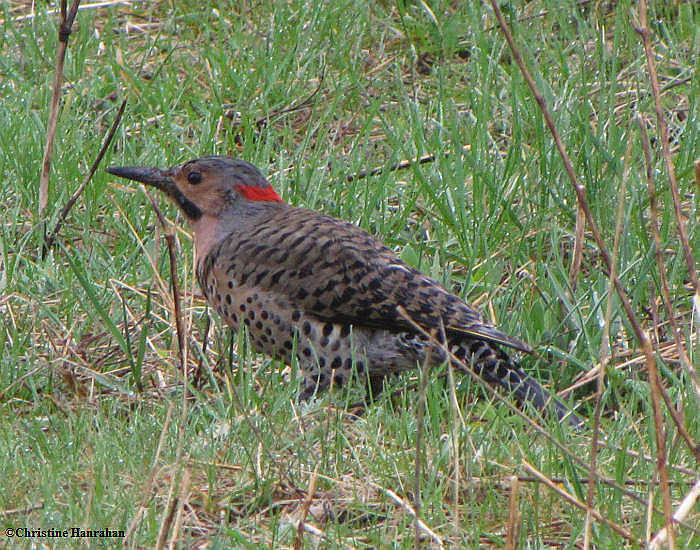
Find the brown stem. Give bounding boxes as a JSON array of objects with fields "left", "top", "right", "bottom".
[
  {"left": 634, "top": 2, "right": 698, "bottom": 299},
  {"left": 568, "top": 206, "right": 585, "bottom": 290},
  {"left": 45, "top": 99, "right": 127, "bottom": 253},
  {"left": 637, "top": 117, "right": 698, "bottom": 458},
  {"left": 39, "top": 0, "right": 82, "bottom": 223},
  {"left": 523, "top": 460, "right": 642, "bottom": 546},
  {"left": 586, "top": 140, "right": 633, "bottom": 549},
  {"left": 485, "top": 1, "right": 677, "bottom": 544},
  {"left": 396, "top": 306, "right": 692, "bottom": 532},
  {"left": 293, "top": 463, "right": 320, "bottom": 550}
]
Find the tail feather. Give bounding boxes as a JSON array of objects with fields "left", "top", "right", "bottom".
[{"left": 456, "top": 340, "right": 584, "bottom": 429}]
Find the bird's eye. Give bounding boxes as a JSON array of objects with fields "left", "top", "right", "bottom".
[{"left": 187, "top": 171, "right": 202, "bottom": 185}]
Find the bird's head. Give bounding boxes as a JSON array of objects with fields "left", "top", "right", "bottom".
[{"left": 107, "top": 156, "right": 284, "bottom": 221}]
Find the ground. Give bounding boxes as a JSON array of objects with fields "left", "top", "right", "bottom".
[{"left": 0, "top": 1, "right": 697, "bottom": 548}]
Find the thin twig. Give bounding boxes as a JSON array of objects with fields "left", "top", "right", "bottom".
[
  {"left": 155, "top": 481, "right": 178, "bottom": 550},
  {"left": 649, "top": 479, "right": 700, "bottom": 550},
  {"left": 346, "top": 144, "right": 488, "bottom": 182},
  {"left": 633, "top": 1, "right": 698, "bottom": 310},
  {"left": 632, "top": 6, "right": 697, "bottom": 546},
  {"left": 504, "top": 475, "right": 520, "bottom": 550},
  {"left": 166, "top": 468, "right": 191, "bottom": 550},
  {"left": 39, "top": 0, "right": 82, "bottom": 224},
  {"left": 585, "top": 138, "right": 633, "bottom": 550},
  {"left": 165, "top": 233, "right": 186, "bottom": 377},
  {"left": 505, "top": 475, "right": 695, "bottom": 488},
  {"left": 522, "top": 460, "right": 642, "bottom": 546},
  {"left": 485, "top": 1, "right": 677, "bottom": 543},
  {"left": 45, "top": 99, "right": 127, "bottom": 252},
  {"left": 192, "top": 314, "right": 211, "bottom": 388},
  {"left": 446, "top": 347, "right": 463, "bottom": 543},
  {"left": 370, "top": 482, "right": 444, "bottom": 548},
  {"left": 396, "top": 306, "right": 697, "bottom": 534},
  {"left": 143, "top": 191, "right": 187, "bottom": 374},
  {"left": 124, "top": 403, "right": 174, "bottom": 546},
  {"left": 637, "top": 125, "right": 698, "bottom": 459},
  {"left": 638, "top": 115, "right": 700, "bottom": 409},
  {"left": 414, "top": 334, "right": 432, "bottom": 548},
  {"left": 10, "top": 0, "right": 130, "bottom": 22},
  {"left": 144, "top": 191, "right": 191, "bottom": 550},
  {"left": 568, "top": 206, "right": 585, "bottom": 290},
  {"left": 293, "top": 462, "right": 321, "bottom": 550},
  {"left": 0, "top": 502, "right": 44, "bottom": 517}
]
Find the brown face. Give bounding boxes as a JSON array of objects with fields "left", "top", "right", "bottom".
[
  {"left": 168, "top": 159, "right": 235, "bottom": 218},
  {"left": 107, "top": 156, "right": 283, "bottom": 221}
]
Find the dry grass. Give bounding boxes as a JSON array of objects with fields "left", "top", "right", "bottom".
[{"left": 0, "top": 0, "right": 696, "bottom": 547}]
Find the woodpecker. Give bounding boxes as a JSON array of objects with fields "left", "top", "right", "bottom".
[{"left": 108, "top": 156, "right": 582, "bottom": 427}]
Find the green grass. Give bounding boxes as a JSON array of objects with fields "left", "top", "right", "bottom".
[{"left": 0, "top": 0, "right": 697, "bottom": 547}]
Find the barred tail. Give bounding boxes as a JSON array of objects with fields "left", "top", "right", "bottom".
[{"left": 456, "top": 340, "right": 584, "bottom": 429}]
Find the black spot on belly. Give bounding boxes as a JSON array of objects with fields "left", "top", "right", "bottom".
[
  {"left": 331, "top": 357, "right": 342, "bottom": 369},
  {"left": 284, "top": 340, "right": 294, "bottom": 350},
  {"left": 322, "top": 323, "right": 333, "bottom": 337},
  {"left": 292, "top": 310, "right": 301, "bottom": 322},
  {"left": 339, "top": 325, "right": 351, "bottom": 338},
  {"left": 302, "top": 321, "right": 311, "bottom": 336},
  {"left": 330, "top": 340, "right": 340, "bottom": 352}
]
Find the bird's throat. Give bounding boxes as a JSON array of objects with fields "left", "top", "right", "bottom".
[{"left": 192, "top": 214, "right": 227, "bottom": 264}]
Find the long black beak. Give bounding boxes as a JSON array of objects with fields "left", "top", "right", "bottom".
[
  {"left": 107, "top": 166, "right": 171, "bottom": 192},
  {"left": 107, "top": 164, "right": 203, "bottom": 221}
]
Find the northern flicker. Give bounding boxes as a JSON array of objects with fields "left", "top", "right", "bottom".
[{"left": 108, "top": 156, "right": 582, "bottom": 427}]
